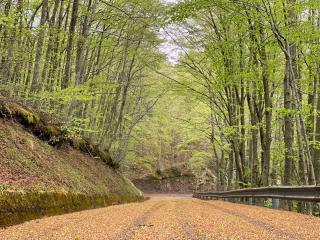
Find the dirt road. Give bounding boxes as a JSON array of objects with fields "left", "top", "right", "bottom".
[{"left": 1, "top": 195, "right": 319, "bottom": 240}]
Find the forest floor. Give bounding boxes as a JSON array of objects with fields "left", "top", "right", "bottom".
[{"left": 0, "top": 195, "right": 319, "bottom": 240}]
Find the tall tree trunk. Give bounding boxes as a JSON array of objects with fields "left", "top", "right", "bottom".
[
  {"left": 41, "top": 0, "right": 60, "bottom": 88},
  {"left": 76, "top": 0, "right": 97, "bottom": 85},
  {"left": 260, "top": 25, "right": 272, "bottom": 186},
  {"left": 1, "top": 0, "right": 12, "bottom": 86},
  {"left": 283, "top": 0, "right": 297, "bottom": 186},
  {"left": 238, "top": 37, "right": 246, "bottom": 184},
  {"left": 247, "top": 86, "right": 259, "bottom": 186},
  {"left": 62, "top": 0, "right": 79, "bottom": 89},
  {"left": 312, "top": 72, "right": 320, "bottom": 184},
  {"left": 49, "top": 0, "right": 66, "bottom": 89},
  {"left": 283, "top": 54, "right": 295, "bottom": 186},
  {"left": 11, "top": 0, "right": 24, "bottom": 86},
  {"left": 227, "top": 151, "right": 234, "bottom": 190},
  {"left": 31, "top": 0, "right": 49, "bottom": 92},
  {"left": 311, "top": 12, "right": 320, "bottom": 185}
]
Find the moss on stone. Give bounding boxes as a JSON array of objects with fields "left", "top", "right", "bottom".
[{"left": 15, "top": 108, "right": 41, "bottom": 126}]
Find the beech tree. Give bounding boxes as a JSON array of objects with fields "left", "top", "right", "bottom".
[
  {"left": 166, "top": 0, "right": 320, "bottom": 191},
  {"left": 0, "top": 0, "right": 164, "bottom": 164}
]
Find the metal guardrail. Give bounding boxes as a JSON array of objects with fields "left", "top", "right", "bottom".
[{"left": 193, "top": 186, "right": 320, "bottom": 207}]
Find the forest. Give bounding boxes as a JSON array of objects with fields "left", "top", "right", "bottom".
[{"left": 0, "top": 0, "right": 320, "bottom": 191}]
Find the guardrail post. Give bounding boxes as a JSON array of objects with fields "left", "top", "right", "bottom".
[
  {"left": 272, "top": 198, "right": 280, "bottom": 209},
  {"left": 248, "top": 197, "right": 253, "bottom": 205}
]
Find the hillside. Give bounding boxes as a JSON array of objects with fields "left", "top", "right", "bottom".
[
  {"left": 0, "top": 119, "right": 140, "bottom": 194},
  {"left": 0, "top": 99, "right": 143, "bottom": 226}
]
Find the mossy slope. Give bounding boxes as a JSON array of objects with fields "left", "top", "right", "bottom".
[{"left": 0, "top": 100, "right": 143, "bottom": 226}]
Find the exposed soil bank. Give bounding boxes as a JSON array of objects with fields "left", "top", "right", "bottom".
[
  {"left": 131, "top": 165, "right": 216, "bottom": 194},
  {"left": 132, "top": 175, "right": 196, "bottom": 193}
]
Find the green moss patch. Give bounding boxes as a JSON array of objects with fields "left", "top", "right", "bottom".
[{"left": 0, "top": 190, "right": 143, "bottom": 227}]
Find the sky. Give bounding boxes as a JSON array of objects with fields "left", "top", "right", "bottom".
[
  {"left": 158, "top": 27, "right": 186, "bottom": 65},
  {"left": 158, "top": 0, "right": 184, "bottom": 65},
  {"left": 162, "top": 0, "right": 179, "bottom": 3}
]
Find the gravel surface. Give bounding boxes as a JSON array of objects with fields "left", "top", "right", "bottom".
[{"left": 1, "top": 195, "right": 319, "bottom": 240}]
